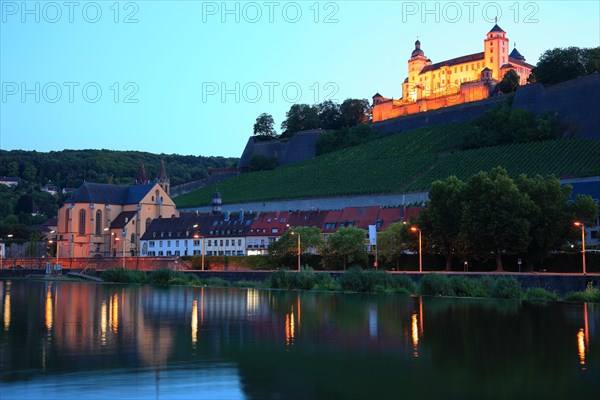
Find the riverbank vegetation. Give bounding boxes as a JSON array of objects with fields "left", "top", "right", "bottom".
[{"left": 99, "top": 267, "right": 600, "bottom": 303}]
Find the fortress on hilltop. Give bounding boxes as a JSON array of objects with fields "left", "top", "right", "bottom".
[{"left": 372, "top": 23, "right": 534, "bottom": 122}]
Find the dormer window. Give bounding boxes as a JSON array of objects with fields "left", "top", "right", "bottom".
[
  {"left": 160, "top": 232, "right": 164, "bottom": 237},
  {"left": 153, "top": 232, "right": 157, "bottom": 238}
]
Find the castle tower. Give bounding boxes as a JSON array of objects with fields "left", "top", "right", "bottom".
[
  {"left": 406, "top": 39, "right": 428, "bottom": 101},
  {"left": 135, "top": 163, "right": 148, "bottom": 185},
  {"left": 484, "top": 22, "right": 509, "bottom": 80},
  {"left": 212, "top": 191, "right": 222, "bottom": 215},
  {"left": 156, "top": 159, "right": 170, "bottom": 195}
]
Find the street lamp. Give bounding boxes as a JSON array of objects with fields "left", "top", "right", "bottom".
[
  {"left": 290, "top": 231, "right": 301, "bottom": 271},
  {"left": 193, "top": 233, "right": 206, "bottom": 271},
  {"left": 574, "top": 221, "right": 586, "bottom": 275},
  {"left": 410, "top": 226, "right": 422, "bottom": 273},
  {"left": 0, "top": 234, "right": 13, "bottom": 270},
  {"left": 49, "top": 230, "right": 59, "bottom": 269}
]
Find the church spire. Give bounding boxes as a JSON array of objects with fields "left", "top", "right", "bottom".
[
  {"left": 135, "top": 163, "right": 148, "bottom": 184},
  {"left": 156, "top": 158, "right": 170, "bottom": 195}
]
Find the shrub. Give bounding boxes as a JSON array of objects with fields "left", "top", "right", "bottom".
[
  {"left": 449, "top": 276, "right": 479, "bottom": 297},
  {"left": 338, "top": 267, "right": 373, "bottom": 292},
  {"left": 525, "top": 287, "right": 558, "bottom": 302},
  {"left": 491, "top": 277, "right": 523, "bottom": 299},
  {"left": 233, "top": 280, "right": 263, "bottom": 288},
  {"left": 419, "top": 274, "right": 453, "bottom": 296},
  {"left": 204, "top": 277, "right": 230, "bottom": 287},
  {"left": 314, "top": 274, "right": 341, "bottom": 291},
  {"left": 564, "top": 283, "right": 600, "bottom": 303},
  {"left": 169, "top": 277, "right": 189, "bottom": 286},
  {"left": 148, "top": 268, "right": 177, "bottom": 284},
  {"left": 269, "top": 269, "right": 291, "bottom": 289},
  {"left": 101, "top": 269, "right": 147, "bottom": 283},
  {"left": 390, "top": 274, "right": 417, "bottom": 294}
]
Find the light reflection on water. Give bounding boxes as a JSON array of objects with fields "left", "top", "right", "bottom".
[{"left": 0, "top": 280, "right": 598, "bottom": 399}]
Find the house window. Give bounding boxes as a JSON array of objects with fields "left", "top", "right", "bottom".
[
  {"left": 271, "top": 228, "right": 278, "bottom": 233},
  {"left": 175, "top": 250, "right": 180, "bottom": 256},
  {"left": 158, "top": 251, "right": 164, "bottom": 256},
  {"left": 95, "top": 210, "right": 102, "bottom": 235},
  {"left": 167, "top": 240, "right": 171, "bottom": 247},
  {"left": 220, "top": 240, "right": 224, "bottom": 246},
  {"left": 238, "top": 239, "right": 242, "bottom": 246},
  {"left": 149, "top": 241, "right": 155, "bottom": 247},
  {"left": 226, "top": 240, "right": 229, "bottom": 246},
  {"left": 175, "top": 240, "right": 179, "bottom": 247},
  {"left": 167, "top": 251, "right": 172, "bottom": 256},
  {"left": 207, "top": 240, "right": 212, "bottom": 246},
  {"left": 193, "top": 240, "right": 200, "bottom": 246},
  {"left": 159, "top": 242, "right": 163, "bottom": 247},
  {"left": 78, "top": 209, "right": 86, "bottom": 235},
  {"left": 146, "top": 218, "right": 151, "bottom": 229},
  {"left": 131, "top": 233, "right": 135, "bottom": 247}
]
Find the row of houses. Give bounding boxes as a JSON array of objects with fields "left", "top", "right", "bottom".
[{"left": 139, "top": 206, "right": 423, "bottom": 257}]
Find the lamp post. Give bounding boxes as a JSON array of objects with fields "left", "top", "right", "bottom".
[
  {"left": 411, "top": 226, "right": 422, "bottom": 273},
  {"left": 290, "top": 231, "right": 301, "bottom": 271},
  {"left": 1, "top": 234, "right": 13, "bottom": 270},
  {"left": 49, "top": 230, "right": 59, "bottom": 268},
  {"left": 193, "top": 234, "right": 206, "bottom": 271},
  {"left": 574, "top": 221, "right": 586, "bottom": 275}
]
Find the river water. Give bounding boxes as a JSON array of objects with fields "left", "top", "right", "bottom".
[{"left": 0, "top": 280, "right": 597, "bottom": 399}]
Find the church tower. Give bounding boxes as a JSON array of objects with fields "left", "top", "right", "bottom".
[
  {"left": 134, "top": 163, "right": 148, "bottom": 185},
  {"left": 156, "top": 159, "right": 170, "bottom": 195},
  {"left": 212, "top": 191, "right": 222, "bottom": 215},
  {"left": 484, "top": 22, "right": 509, "bottom": 80},
  {"left": 406, "top": 39, "right": 428, "bottom": 101}
]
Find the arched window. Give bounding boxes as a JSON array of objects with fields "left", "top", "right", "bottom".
[
  {"left": 155, "top": 190, "right": 160, "bottom": 203},
  {"left": 95, "top": 210, "right": 102, "bottom": 235},
  {"left": 78, "top": 209, "right": 86, "bottom": 236},
  {"left": 65, "top": 208, "right": 70, "bottom": 232},
  {"left": 146, "top": 218, "right": 152, "bottom": 230}
]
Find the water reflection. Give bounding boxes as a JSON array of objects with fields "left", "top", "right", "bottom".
[
  {"left": 45, "top": 284, "right": 53, "bottom": 331},
  {"left": 0, "top": 281, "right": 598, "bottom": 400},
  {"left": 3, "top": 281, "right": 10, "bottom": 331},
  {"left": 191, "top": 299, "right": 198, "bottom": 347},
  {"left": 110, "top": 293, "right": 119, "bottom": 333},
  {"left": 101, "top": 300, "right": 107, "bottom": 346}
]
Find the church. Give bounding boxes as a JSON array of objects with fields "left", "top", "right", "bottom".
[
  {"left": 55, "top": 160, "right": 177, "bottom": 258},
  {"left": 372, "top": 23, "right": 534, "bottom": 122}
]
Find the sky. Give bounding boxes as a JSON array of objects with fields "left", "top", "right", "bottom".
[{"left": 0, "top": 0, "right": 599, "bottom": 158}]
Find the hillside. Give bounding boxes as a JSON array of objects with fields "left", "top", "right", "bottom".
[
  {"left": 174, "top": 122, "right": 600, "bottom": 208},
  {"left": 0, "top": 149, "right": 238, "bottom": 188}
]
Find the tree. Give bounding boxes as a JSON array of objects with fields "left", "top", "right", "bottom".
[
  {"left": 377, "top": 222, "right": 412, "bottom": 270},
  {"left": 253, "top": 113, "right": 277, "bottom": 137},
  {"left": 268, "top": 226, "right": 323, "bottom": 267},
  {"left": 516, "top": 174, "right": 573, "bottom": 268},
  {"left": 497, "top": 70, "right": 520, "bottom": 93},
  {"left": 461, "top": 168, "right": 536, "bottom": 271},
  {"left": 531, "top": 47, "right": 600, "bottom": 85},
  {"left": 317, "top": 100, "right": 342, "bottom": 130},
  {"left": 419, "top": 176, "right": 467, "bottom": 270},
  {"left": 322, "top": 227, "right": 367, "bottom": 270},
  {"left": 339, "top": 99, "right": 371, "bottom": 127},
  {"left": 570, "top": 194, "right": 598, "bottom": 226},
  {"left": 280, "top": 104, "right": 320, "bottom": 137},
  {"left": 249, "top": 154, "right": 277, "bottom": 171}
]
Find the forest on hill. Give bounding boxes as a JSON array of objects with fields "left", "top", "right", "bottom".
[
  {"left": 0, "top": 149, "right": 238, "bottom": 240},
  {"left": 0, "top": 149, "right": 238, "bottom": 188}
]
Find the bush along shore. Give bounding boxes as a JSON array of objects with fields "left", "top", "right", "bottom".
[{"left": 99, "top": 267, "right": 600, "bottom": 303}]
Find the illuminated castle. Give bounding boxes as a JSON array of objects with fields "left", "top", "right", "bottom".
[{"left": 372, "top": 23, "right": 533, "bottom": 122}]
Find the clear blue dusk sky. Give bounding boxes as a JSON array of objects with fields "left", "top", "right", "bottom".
[{"left": 1, "top": 1, "right": 598, "bottom": 158}]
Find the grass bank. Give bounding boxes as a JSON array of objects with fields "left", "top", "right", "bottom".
[{"left": 100, "top": 268, "right": 600, "bottom": 303}]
